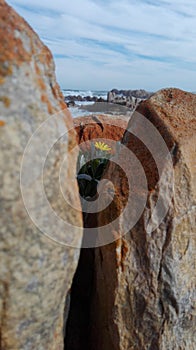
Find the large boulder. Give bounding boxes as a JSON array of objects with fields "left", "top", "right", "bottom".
[
  {"left": 91, "top": 88, "right": 196, "bottom": 349},
  {"left": 0, "top": 1, "right": 82, "bottom": 349}
]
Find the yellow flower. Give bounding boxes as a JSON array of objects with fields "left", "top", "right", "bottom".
[{"left": 94, "top": 141, "right": 112, "bottom": 152}]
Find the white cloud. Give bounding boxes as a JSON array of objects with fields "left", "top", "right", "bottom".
[{"left": 7, "top": 0, "right": 196, "bottom": 91}]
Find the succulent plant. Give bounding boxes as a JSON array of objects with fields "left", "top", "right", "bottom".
[{"left": 77, "top": 141, "right": 112, "bottom": 199}]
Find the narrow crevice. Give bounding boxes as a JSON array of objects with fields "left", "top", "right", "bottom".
[
  {"left": 64, "top": 144, "right": 112, "bottom": 350},
  {"left": 64, "top": 213, "right": 96, "bottom": 350}
]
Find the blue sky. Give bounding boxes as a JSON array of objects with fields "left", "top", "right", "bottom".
[{"left": 8, "top": 0, "right": 196, "bottom": 91}]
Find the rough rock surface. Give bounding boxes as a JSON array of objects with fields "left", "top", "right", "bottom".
[
  {"left": 91, "top": 88, "right": 196, "bottom": 350},
  {"left": 107, "top": 91, "right": 143, "bottom": 109},
  {"left": 0, "top": 1, "right": 82, "bottom": 349},
  {"left": 74, "top": 114, "right": 129, "bottom": 153},
  {"left": 65, "top": 114, "right": 129, "bottom": 350},
  {"left": 108, "top": 88, "right": 153, "bottom": 99}
]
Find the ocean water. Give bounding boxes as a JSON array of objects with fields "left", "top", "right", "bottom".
[
  {"left": 62, "top": 89, "right": 108, "bottom": 100},
  {"left": 62, "top": 89, "right": 108, "bottom": 117}
]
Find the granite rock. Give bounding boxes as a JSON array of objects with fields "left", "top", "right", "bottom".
[
  {"left": 0, "top": 1, "right": 82, "bottom": 349},
  {"left": 91, "top": 88, "right": 196, "bottom": 350},
  {"left": 74, "top": 114, "right": 129, "bottom": 154}
]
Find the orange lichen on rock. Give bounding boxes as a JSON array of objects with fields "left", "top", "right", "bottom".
[
  {"left": 36, "top": 49, "right": 53, "bottom": 66},
  {"left": 137, "top": 88, "right": 196, "bottom": 144},
  {"left": 0, "top": 2, "right": 31, "bottom": 67},
  {"left": 37, "top": 77, "right": 46, "bottom": 91},
  {"left": 34, "top": 62, "right": 46, "bottom": 91},
  {"left": 34, "top": 62, "right": 41, "bottom": 76},
  {"left": 0, "top": 96, "right": 11, "bottom": 108},
  {"left": 50, "top": 82, "right": 67, "bottom": 111},
  {"left": 0, "top": 76, "right": 5, "bottom": 84},
  {"left": 0, "top": 120, "right": 5, "bottom": 127},
  {"left": 0, "top": 1, "right": 52, "bottom": 73},
  {"left": 41, "top": 94, "right": 54, "bottom": 114},
  {"left": 0, "top": 2, "right": 82, "bottom": 350},
  {"left": 0, "top": 63, "right": 13, "bottom": 78},
  {"left": 51, "top": 82, "right": 63, "bottom": 100}
]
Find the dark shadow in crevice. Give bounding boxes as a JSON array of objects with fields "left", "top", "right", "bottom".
[{"left": 64, "top": 212, "right": 96, "bottom": 350}]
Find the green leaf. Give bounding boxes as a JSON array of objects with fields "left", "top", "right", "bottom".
[{"left": 94, "top": 161, "right": 108, "bottom": 180}]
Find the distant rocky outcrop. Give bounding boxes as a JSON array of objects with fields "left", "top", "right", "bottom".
[
  {"left": 0, "top": 1, "right": 82, "bottom": 349},
  {"left": 65, "top": 95, "right": 106, "bottom": 106},
  {"left": 107, "top": 88, "right": 154, "bottom": 109},
  {"left": 109, "top": 88, "right": 153, "bottom": 99},
  {"left": 65, "top": 89, "right": 153, "bottom": 109}
]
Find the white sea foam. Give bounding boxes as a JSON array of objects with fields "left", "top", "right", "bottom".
[
  {"left": 62, "top": 89, "right": 108, "bottom": 117},
  {"left": 62, "top": 89, "right": 108, "bottom": 100},
  {"left": 68, "top": 106, "right": 95, "bottom": 118}
]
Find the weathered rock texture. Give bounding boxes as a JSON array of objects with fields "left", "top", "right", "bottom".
[
  {"left": 74, "top": 114, "right": 129, "bottom": 153},
  {"left": 0, "top": 1, "right": 82, "bottom": 349},
  {"left": 107, "top": 89, "right": 154, "bottom": 110},
  {"left": 90, "top": 88, "right": 196, "bottom": 350},
  {"left": 108, "top": 88, "right": 153, "bottom": 99},
  {"left": 65, "top": 114, "right": 129, "bottom": 350}
]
